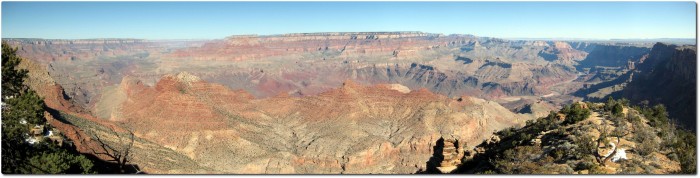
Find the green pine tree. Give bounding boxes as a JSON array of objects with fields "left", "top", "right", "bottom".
[
  {"left": 1, "top": 41, "right": 97, "bottom": 174},
  {"left": 2, "top": 43, "right": 28, "bottom": 100}
]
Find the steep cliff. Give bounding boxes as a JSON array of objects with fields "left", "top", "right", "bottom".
[
  {"left": 576, "top": 45, "right": 650, "bottom": 69},
  {"left": 620, "top": 43, "right": 697, "bottom": 130}
]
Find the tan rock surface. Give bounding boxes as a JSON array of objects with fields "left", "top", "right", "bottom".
[{"left": 88, "top": 73, "right": 536, "bottom": 174}]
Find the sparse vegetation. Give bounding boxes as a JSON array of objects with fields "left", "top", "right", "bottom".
[
  {"left": 634, "top": 126, "right": 657, "bottom": 156},
  {"left": 456, "top": 98, "right": 696, "bottom": 174},
  {"left": 561, "top": 102, "right": 591, "bottom": 125},
  {"left": 85, "top": 126, "right": 137, "bottom": 173}
]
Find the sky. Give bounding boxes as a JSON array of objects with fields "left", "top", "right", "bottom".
[{"left": 1, "top": 1, "right": 696, "bottom": 40}]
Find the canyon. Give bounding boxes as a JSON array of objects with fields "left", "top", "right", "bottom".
[{"left": 6, "top": 32, "right": 695, "bottom": 173}]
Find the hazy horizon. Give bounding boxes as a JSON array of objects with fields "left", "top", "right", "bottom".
[
  {"left": 1, "top": 31, "right": 697, "bottom": 41},
  {"left": 2, "top": 2, "right": 697, "bottom": 40}
]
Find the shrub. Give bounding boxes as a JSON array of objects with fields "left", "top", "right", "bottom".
[
  {"left": 612, "top": 103, "right": 624, "bottom": 116},
  {"left": 617, "top": 159, "right": 643, "bottom": 174},
  {"left": 574, "top": 134, "right": 597, "bottom": 157},
  {"left": 563, "top": 103, "right": 591, "bottom": 125},
  {"left": 604, "top": 96, "right": 616, "bottom": 112},
  {"left": 626, "top": 114, "right": 641, "bottom": 125},
  {"left": 674, "top": 129, "right": 697, "bottom": 174},
  {"left": 575, "top": 160, "right": 597, "bottom": 171},
  {"left": 492, "top": 146, "right": 545, "bottom": 174},
  {"left": 634, "top": 128, "right": 658, "bottom": 156}
]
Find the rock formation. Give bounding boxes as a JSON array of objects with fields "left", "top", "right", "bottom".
[
  {"left": 621, "top": 43, "right": 697, "bottom": 130},
  {"left": 7, "top": 32, "right": 694, "bottom": 174},
  {"left": 81, "top": 73, "right": 537, "bottom": 174},
  {"left": 7, "top": 33, "right": 590, "bottom": 110},
  {"left": 576, "top": 45, "right": 650, "bottom": 69},
  {"left": 434, "top": 136, "right": 465, "bottom": 173}
]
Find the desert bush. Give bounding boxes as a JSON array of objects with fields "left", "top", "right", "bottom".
[
  {"left": 626, "top": 114, "right": 641, "bottom": 125},
  {"left": 491, "top": 146, "right": 545, "bottom": 174},
  {"left": 612, "top": 103, "right": 624, "bottom": 116},
  {"left": 562, "top": 103, "right": 591, "bottom": 125},
  {"left": 634, "top": 128, "right": 658, "bottom": 156},
  {"left": 674, "top": 129, "right": 697, "bottom": 174},
  {"left": 575, "top": 161, "right": 595, "bottom": 171},
  {"left": 617, "top": 159, "right": 643, "bottom": 174},
  {"left": 574, "top": 134, "right": 597, "bottom": 158}
]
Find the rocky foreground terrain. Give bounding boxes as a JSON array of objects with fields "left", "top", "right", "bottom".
[
  {"left": 7, "top": 32, "right": 696, "bottom": 174},
  {"left": 452, "top": 100, "right": 695, "bottom": 174}
]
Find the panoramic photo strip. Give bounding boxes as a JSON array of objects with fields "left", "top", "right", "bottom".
[{"left": 0, "top": 1, "right": 697, "bottom": 174}]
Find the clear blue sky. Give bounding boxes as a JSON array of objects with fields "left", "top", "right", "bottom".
[{"left": 1, "top": 1, "right": 696, "bottom": 39}]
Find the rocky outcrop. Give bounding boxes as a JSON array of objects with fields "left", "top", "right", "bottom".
[
  {"left": 86, "top": 73, "right": 537, "bottom": 174},
  {"left": 5, "top": 39, "right": 150, "bottom": 62},
  {"left": 621, "top": 43, "right": 697, "bottom": 130},
  {"left": 434, "top": 136, "right": 465, "bottom": 173},
  {"left": 17, "top": 57, "right": 213, "bottom": 174},
  {"left": 456, "top": 104, "right": 684, "bottom": 174},
  {"left": 170, "top": 32, "right": 473, "bottom": 61},
  {"left": 9, "top": 34, "right": 592, "bottom": 112},
  {"left": 192, "top": 60, "right": 576, "bottom": 100},
  {"left": 576, "top": 45, "right": 650, "bottom": 69},
  {"left": 539, "top": 41, "right": 588, "bottom": 62},
  {"left": 13, "top": 32, "right": 692, "bottom": 174}
]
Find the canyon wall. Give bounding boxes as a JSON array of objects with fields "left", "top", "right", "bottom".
[{"left": 621, "top": 43, "right": 697, "bottom": 130}]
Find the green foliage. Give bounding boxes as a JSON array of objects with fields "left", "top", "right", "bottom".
[
  {"left": 617, "top": 159, "right": 645, "bottom": 174},
  {"left": 479, "top": 170, "right": 496, "bottom": 174},
  {"left": 631, "top": 102, "right": 695, "bottom": 174},
  {"left": 2, "top": 42, "right": 28, "bottom": 100},
  {"left": 495, "top": 127, "right": 516, "bottom": 139},
  {"left": 4, "top": 90, "right": 46, "bottom": 124},
  {"left": 618, "top": 98, "right": 630, "bottom": 107},
  {"left": 603, "top": 97, "right": 626, "bottom": 120},
  {"left": 537, "top": 111, "right": 560, "bottom": 131},
  {"left": 638, "top": 104, "right": 670, "bottom": 128},
  {"left": 612, "top": 103, "right": 624, "bottom": 116},
  {"left": 492, "top": 146, "right": 549, "bottom": 174},
  {"left": 604, "top": 96, "right": 616, "bottom": 112},
  {"left": 461, "top": 97, "right": 694, "bottom": 174},
  {"left": 1, "top": 41, "right": 99, "bottom": 174},
  {"left": 551, "top": 147, "right": 566, "bottom": 160},
  {"left": 1, "top": 129, "right": 29, "bottom": 174},
  {"left": 574, "top": 134, "right": 597, "bottom": 158},
  {"left": 674, "top": 129, "right": 696, "bottom": 174},
  {"left": 584, "top": 101, "right": 599, "bottom": 110},
  {"left": 574, "top": 155, "right": 600, "bottom": 173},
  {"left": 625, "top": 114, "right": 641, "bottom": 125},
  {"left": 634, "top": 128, "right": 658, "bottom": 156},
  {"left": 604, "top": 97, "right": 627, "bottom": 113},
  {"left": 24, "top": 148, "right": 96, "bottom": 174},
  {"left": 562, "top": 103, "right": 591, "bottom": 125}
]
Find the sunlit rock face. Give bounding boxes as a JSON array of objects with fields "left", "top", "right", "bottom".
[
  {"left": 91, "top": 74, "right": 535, "bottom": 173},
  {"left": 12, "top": 32, "right": 693, "bottom": 173}
]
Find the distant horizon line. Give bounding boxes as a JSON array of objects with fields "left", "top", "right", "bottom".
[{"left": 2, "top": 31, "right": 696, "bottom": 41}]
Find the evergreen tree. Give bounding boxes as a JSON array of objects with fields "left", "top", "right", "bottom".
[
  {"left": 24, "top": 148, "right": 96, "bottom": 174},
  {"left": 4, "top": 89, "right": 46, "bottom": 124},
  {"left": 1, "top": 41, "right": 97, "bottom": 174},
  {"left": 2, "top": 43, "right": 28, "bottom": 100}
]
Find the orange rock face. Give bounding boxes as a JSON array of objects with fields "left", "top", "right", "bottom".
[
  {"left": 81, "top": 72, "right": 536, "bottom": 174},
  {"left": 169, "top": 32, "right": 474, "bottom": 61},
  {"left": 10, "top": 33, "right": 603, "bottom": 174}
]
